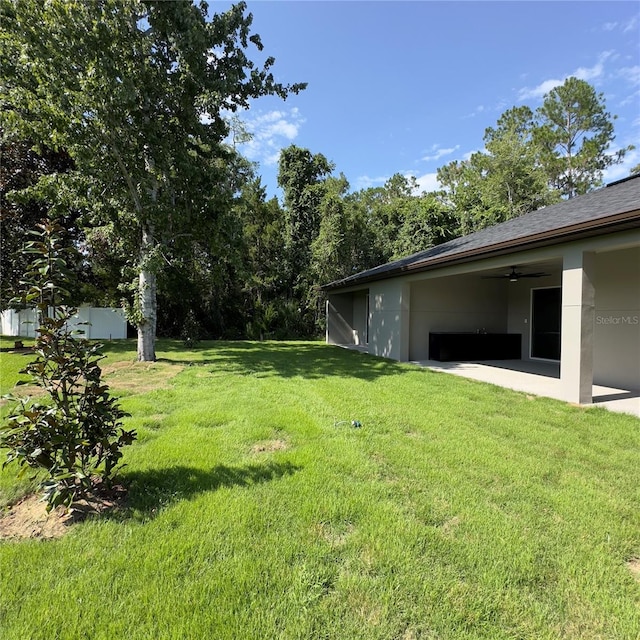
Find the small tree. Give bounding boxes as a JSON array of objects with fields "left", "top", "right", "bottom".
[{"left": 0, "top": 221, "right": 136, "bottom": 510}]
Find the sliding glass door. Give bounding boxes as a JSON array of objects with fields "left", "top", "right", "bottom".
[{"left": 531, "top": 287, "right": 561, "bottom": 361}]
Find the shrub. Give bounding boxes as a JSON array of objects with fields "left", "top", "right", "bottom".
[{"left": 0, "top": 221, "right": 136, "bottom": 510}]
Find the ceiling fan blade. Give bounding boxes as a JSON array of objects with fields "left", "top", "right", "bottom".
[{"left": 481, "top": 269, "right": 550, "bottom": 280}]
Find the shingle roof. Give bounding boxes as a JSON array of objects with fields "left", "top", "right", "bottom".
[{"left": 323, "top": 174, "right": 640, "bottom": 291}]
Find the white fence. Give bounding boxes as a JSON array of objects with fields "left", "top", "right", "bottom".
[{"left": 1, "top": 306, "right": 127, "bottom": 339}]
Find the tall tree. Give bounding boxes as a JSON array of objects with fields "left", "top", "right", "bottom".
[
  {"left": 309, "top": 174, "right": 351, "bottom": 318},
  {"left": 0, "top": 0, "right": 305, "bottom": 360},
  {"left": 534, "top": 77, "right": 631, "bottom": 198},
  {"left": 236, "top": 177, "right": 289, "bottom": 339},
  {"left": 392, "top": 193, "right": 457, "bottom": 260},
  {"left": 438, "top": 105, "right": 562, "bottom": 233},
  {"left": 479, "top": 106, "right": 558, "bottom": 223},
  {"left": 277, "top": 145, "right": 334, "bottom": 290}
]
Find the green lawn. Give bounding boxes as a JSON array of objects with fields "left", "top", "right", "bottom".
[{"left": 1, "top": 339, "right": 639, "bottom": 639}]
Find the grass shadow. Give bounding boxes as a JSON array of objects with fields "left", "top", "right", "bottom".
[
  {"left": 154, "top": 340, "right": 409, "bottom": 381},
  {"left": 119, "top": 461, "right": 301, "bottom": 517}
]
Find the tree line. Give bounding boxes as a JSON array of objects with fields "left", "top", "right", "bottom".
[{"left": 1, "top": 1, "right": 634, "bottom": 357}]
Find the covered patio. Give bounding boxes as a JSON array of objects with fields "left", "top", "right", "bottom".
[
  {"left": 325, "top": 176, "right": 640, "bottom": 415},
  {"left": 411, "top": 358, "right": 640, "bottom": 418}
]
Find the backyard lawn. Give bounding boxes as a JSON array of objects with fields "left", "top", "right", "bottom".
[{"left": 0, "top": 338, "right": 639, "bottom": 639}]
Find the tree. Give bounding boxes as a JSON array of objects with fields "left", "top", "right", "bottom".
[
  {"left": 1, "top": 221, "right": 135, "bottom": 510},
  {"left": 534, "top": 77, "right": 631, "bottom": 198},
  {"left": 0, "top": 0, "right": 305, "bottom": 360},
  {"left": 278, "top": 145, "right": 334, "bottom": 288},
  {"left": 235, "top": 177, "right": 289, "bottom": 339},
  {"left": 277, "top": 145, "right": 334, "bottom": 334},
  {"left": 309, "top": 174, "right": 351, "bottom": 319},
  {"left": 436, "top": 159, "right": 485, "bottom": 234},
  {"left": 478, "top": 106, "right": 559, "bottom": 223},
  {"left": 438, "top": 106, "right": 561, "bottom": 233},
  {"left": 392, "top": 193, "right": 457, "bottom": 260}
]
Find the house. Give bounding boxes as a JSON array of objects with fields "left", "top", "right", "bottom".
[{"left": 323, "top": 174, "right": 640, "bottom": 407}]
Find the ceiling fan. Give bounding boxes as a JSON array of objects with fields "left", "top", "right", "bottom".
[{"left": 482, "top": 266, "right": 550, "bottom": 282}]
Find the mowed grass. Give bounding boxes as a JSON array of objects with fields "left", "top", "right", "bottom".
[{"left": 1, "top": 338, "right": 639, "bottom": 639}]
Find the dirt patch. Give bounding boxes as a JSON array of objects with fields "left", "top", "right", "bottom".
[
  {"left": 102, "top": 360, "right": 183, "bottom": 394},
  {"left": 627, "top": 558, "right": 640, "bottom": 581},
  {"left": 1, "top": 360, "right": 181, "bottom": 406},
  {"left": 0, "top": 384, "right": 46, "bottom": 408},
  {"left": 441, "top": 515, "right": 462, "bottom": 536},
  {"left": 250, "top": 439, "right": 289, "bottom": 454},
  {"left": 314, "top": 520, "right": 355, "bottom": 548},
  {"left": 0, "top": 482, "right": 126, "bottom": 541}
]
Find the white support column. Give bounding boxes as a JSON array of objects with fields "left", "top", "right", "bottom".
[{"left": 560, "top": 249, "right": 595, "bottom": 404}]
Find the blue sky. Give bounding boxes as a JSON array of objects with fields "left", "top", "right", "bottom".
[{"left": 223, "top": 1, "right": 640, "bottom": 199}]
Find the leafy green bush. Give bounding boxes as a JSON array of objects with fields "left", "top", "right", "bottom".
[{"left": 0, "top": 221, "right": 135, "bottom": 510}]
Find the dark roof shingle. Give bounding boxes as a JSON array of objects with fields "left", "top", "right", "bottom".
[{"left": 324, "top": 175, "right": 640, "bottom": 290}]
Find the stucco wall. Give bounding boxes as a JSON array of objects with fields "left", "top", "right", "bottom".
[
  {"left": 369, "top": 280, "right": 410, "bottom": 360},
  {"left": 593, "top": 247, "right": 640, "bottom": 389},
  {"left": 409, "top": 274, "right": 509, "bottom": 361}
]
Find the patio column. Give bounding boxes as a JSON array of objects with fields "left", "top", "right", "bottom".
[{"left": 560, "top": 249, "right": 595, "bottom": 404}]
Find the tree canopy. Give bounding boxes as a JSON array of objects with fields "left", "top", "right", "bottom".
[
  {"left": 1, "top": 16, "right": 630, "bottom": 349},
  {"left": 0, "top": 0, "right": 305, "bottom": 359},
  {"left": 437, "top": 77, "right": 629, "bottom": 232},
  {"left": 534, "top": 77, "right": 631, "bottom": 198}
]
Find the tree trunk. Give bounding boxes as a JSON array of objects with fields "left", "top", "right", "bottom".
[{"left": 137, "top": 226, "right": 157, "bottom": 362}]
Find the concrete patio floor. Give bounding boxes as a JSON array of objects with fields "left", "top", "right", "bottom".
[{"left": 413, "top": 359, "right": 640, "bottom": 418}]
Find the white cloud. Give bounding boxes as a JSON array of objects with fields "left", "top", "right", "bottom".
[
  {"left": 519, "top": 78, "right": 564, "bottom": 101},
  {"left": 602, "top": 16, "right": 637, "bottom": 33},
  {"left": 353, "top": 174, "right": 389, "bottom": 190},
  {"left": 412, "top": 172, "right": 441, "bottom": 194},
  {"left": 422, "top": 144, "right": 460, "bottom": 162},
  {"left": 463, "top": 104, "right": 487, "bottom": 119},
  {"left": 574, "top": 61, "right": 605, "bottom": 82},
  {"left": 602, "top": 146, "right": 640, "bottom": 183},
  {"left": 518, "top": 51, "right": 613, "bottom": 101},
  {"left": 618, "top": 65, "right": 640, "bottom": 87},
  {"left": 462, "top": 148, "right": 483, "bottom": 162},
  {"left": 623, "top": 15, "right": 639, "bottom": 33},
  {"left": 237, "top": 107, "right": 305, "bottom": 166},
  {"left": 618, "top": 88, "right": 640, "bottom": 107}
]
